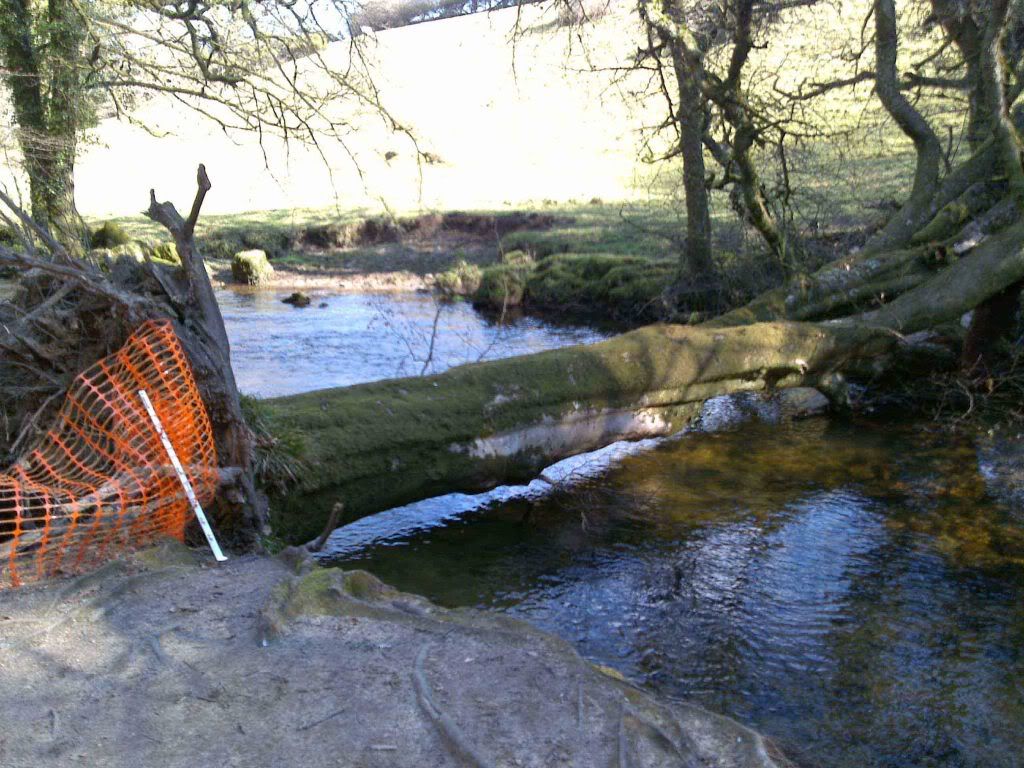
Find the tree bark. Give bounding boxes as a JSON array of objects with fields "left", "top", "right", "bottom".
[
  {"left": 145, "top": 166, "right": 268, "bottom": 543},
  {"left": 867, "top": 0, "right": 945, "bottom": 253},
  {"left": 0, "top": 0, "right": 88, "bottom": 250},
  {"left": 707, "top": 0, "right": 789, "bottom": 263},
  {"left": 930, "top": 0, "right": 991, "bottom": 151},
  {"left": 668, "top": 40, "right": 716, "bottom": 279}
]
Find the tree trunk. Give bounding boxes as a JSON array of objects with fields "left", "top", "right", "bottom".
[
  {"left": 668, "top": 41, "right": 716, "bottom": 280},
  {"left": 263, "top": 219, "right": 1024, "bottom": 543},
  {"left": 961, "top": 280, "right": 1023, "bottom": 374},
  {"left": 0, "top": 0, "right": 87, "bottom": 251},
  {"left": 930, "top": 0, "right": 991, "bottom": 151},
  {"left": 145, "top": 167, "right": 268, "bottom": 543},
  {"left": 867, "top": 0, "right": 945, "bottom": 253}
]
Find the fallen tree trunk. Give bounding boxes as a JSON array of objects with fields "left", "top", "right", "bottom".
[
  {"left": 265, "top": 321, "right": 892, "bottom": 541},
  {"left": 265, "top": 220, "right": 1024, "bottom": 542}
]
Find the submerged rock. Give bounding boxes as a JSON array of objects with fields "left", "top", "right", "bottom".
[
  {"left": 0, "top": 545, "right": 788, "bottom": 768},
  {"left": 282, "top": 291, "right": 311, "bottom": 307},
  {"left": 775, "top": 387, "right": 830, "bottom": 419},
  {"left": 231, "top": 249, "right": 274, "bottom": 285}
]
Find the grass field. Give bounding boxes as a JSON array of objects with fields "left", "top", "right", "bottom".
[{"left": 2, "top": 0, "right": 969, "bottom": 280}]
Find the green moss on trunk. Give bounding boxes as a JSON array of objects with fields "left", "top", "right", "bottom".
[{"left": 264, "top": 320, "right": 891, "bottom": 541}]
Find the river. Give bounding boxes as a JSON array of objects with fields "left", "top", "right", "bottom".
[{"left": 224, "top": 289, "right": 1024, "bottom": 768}]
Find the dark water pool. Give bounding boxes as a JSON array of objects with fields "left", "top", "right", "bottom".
[
  {"left": 321, "top": 413, "right": 1024, "bottom": 768},
  {"left": 218, "top": 288, "right": 609, "bottom": 397}
]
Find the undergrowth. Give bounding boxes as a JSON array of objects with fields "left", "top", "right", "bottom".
[{"left": 240, "top": 394, "right": 309, "bottom": 493}]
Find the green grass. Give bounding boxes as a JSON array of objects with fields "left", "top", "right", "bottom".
[{"left": 71, "top": 0, "right": 970, "bottom": 294}]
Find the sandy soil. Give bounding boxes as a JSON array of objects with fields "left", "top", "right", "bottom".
[{"left": 0, "top": 543, "right": 789, "bottom": 768}]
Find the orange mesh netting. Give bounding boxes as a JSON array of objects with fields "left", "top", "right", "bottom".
[{"left": 0, "top": 319, "right": 218, "bottom": 588}]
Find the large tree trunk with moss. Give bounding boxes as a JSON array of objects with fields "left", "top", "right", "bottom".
[{"left": 264, "top": 213, "right": 1024, "bottom": 543}]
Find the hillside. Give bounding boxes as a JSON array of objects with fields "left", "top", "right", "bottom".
[{"left": 1, "top": 0, "right": 960, "bottom": 222}]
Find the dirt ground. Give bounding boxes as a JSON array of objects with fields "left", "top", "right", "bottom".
[{"left": 0, "top": 543, "right": 790, "bottom": 768}]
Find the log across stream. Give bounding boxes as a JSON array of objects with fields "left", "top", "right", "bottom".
[{"left": 258, "top": 220, "right": 1024, "bottom": 542}]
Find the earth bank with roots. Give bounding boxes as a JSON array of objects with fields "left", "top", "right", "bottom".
[{"left": 0, "top": 542, "right": 788, "bottom": 768}]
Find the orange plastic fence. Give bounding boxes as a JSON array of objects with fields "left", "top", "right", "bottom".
[{"left": 0, "top": 319, "right": 218, "bottom": 588}]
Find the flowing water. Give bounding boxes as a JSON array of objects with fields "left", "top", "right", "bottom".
[
  {"left": 218, "top": 288, "right": 610, "bottom": 397},
  {"left": 225, "top": 292, "right": 1024, "bottom": 768}
]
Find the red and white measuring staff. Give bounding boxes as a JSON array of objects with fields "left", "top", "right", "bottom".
[{"left": 138, "top": 389, "right": 227, "bottom": 562}]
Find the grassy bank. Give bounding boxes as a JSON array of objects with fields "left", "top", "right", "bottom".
[{"left": 58, "top": 0, "right": 969, "bottom": 318}]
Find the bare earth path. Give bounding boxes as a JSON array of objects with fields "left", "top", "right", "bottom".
[{"left": 0, "top": 543, "right": 787, "bottom": 768}]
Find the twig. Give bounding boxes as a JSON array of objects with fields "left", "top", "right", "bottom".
[
  {"left": 307, "top": 501, "right": 343, "bottom": 553},
  {"left": 297, "top": 707, "right": 346, "bottom": 732},
  {"left": 0, "top": 188, "right": 70, "bottom": 261}
]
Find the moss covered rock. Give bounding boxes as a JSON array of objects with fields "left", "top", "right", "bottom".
[
  {"left": 91, "top": 221, "right": 133, "bottom": 248},
  {"left": 526, "top": 254, "right": 672, "bottom": 320},
  {"left": 151, "top": 242, "right": 181, "bottom": 266},
  {"left": 473, "top": 262, "right": 533, "bottom": 309},
  {"left": 232, "top": 249, "right": 275, "bottom": 285},
  {"left": 110, "top": 242, "right": 146, "bottom": 262},
  {"left": 434, "top": 259, "right": 483, "bottom": 297},
  {"left": 282, "top": 291, "right": 311, "bottom": 307}
]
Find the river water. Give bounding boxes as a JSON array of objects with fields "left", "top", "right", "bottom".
[
  {"left": 218, "top": 289, "right": 609, "bottom": 397},
  {"left": 224, "top": 290, "right": 1024, "bottom": 768}
]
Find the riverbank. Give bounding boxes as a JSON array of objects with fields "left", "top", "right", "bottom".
[{"left": 0, "top": 542, "right": 788, "bottom": 768}]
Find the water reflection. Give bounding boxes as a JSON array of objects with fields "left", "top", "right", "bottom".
[
  {"left": 322, "top": 417, "right": 1024, "bottom": 768},
  {"left": 217, "top": 288, "right": 609, "bottom": 397}
]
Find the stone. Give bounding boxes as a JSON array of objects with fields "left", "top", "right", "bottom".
[
  {"left": 231, "top": 249, "right": 274, "bottom": 285},
  {"left": 776, "top": 387, "right": 830, "bottom": 419},
  {"left": 282, "top": 291, "right": 311, "bottom": 307}
]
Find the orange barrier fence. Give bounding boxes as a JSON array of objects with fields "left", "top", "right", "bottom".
[{"left": 0, "top": 319, "right": 219, "bottom": 588}]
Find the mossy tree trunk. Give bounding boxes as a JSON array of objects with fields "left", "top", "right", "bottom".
[
  {"left": 265, "top": 210, "right": 1024, "bottom": 542},
  {"left": 0, "top": 0, "right": 88, "bottom": 251}
]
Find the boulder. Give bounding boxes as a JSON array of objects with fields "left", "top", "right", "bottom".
[
  {"left": 282, "top": 291, "right": 311, "bottom": 307},
  {"left": 231, "top": 249, "right": 274, "bottom": 285},
  {"left": 775, "top": 387, "right": 830, "bottom": 419}
]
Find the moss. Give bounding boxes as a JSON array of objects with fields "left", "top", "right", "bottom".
[
  {"left": 473, "top": 263, "right": 533, "bottom": 309},
  {"left": 110, "top": 242, "right": 146, "bottom": 262},
  {"left": 912, "top": 201, "right": 971, "bottom": 245},
  {"left": 91, "top": 221, "right": 133, "bottom": 248},
  {"left": 264, "top": 318, "right": 857, "bottom": 542},
  {"left": 525, "top": 254, "right": 673, "bottom": 320},
  {"left": 340, "top": 569, "right": 393, "bottom": 600},
  {"left": 241, "top": 394, "right": 309, "bottom": 493},
  {"left": 435, "top": 259, "right": 483, "bottom": 297},
  {"left": 282, "top": 291, "right": 311, "bottom": 307},
  {"left": 500, "top": 249, "right": 534, "bottom": 267},
  {"left": 265, "top": 568, "right": 399, "bottom": 627},
  {"left": 231, "top": 249, "right": 275, "bottom": 285},
  {"left": 151, "top": 242, "right": 181, "bottom": 266}
]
